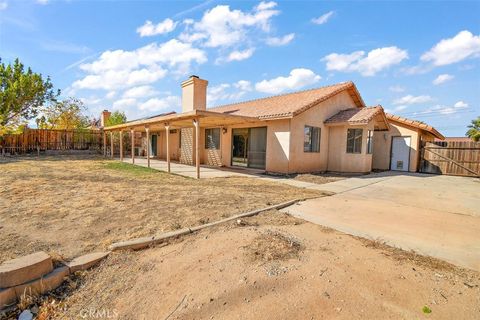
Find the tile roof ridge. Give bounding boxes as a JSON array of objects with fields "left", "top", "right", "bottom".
[{"left": 209, "top": 81, "right": 354, "bottom": 109}]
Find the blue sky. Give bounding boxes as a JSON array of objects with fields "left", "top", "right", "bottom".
[{"left": 1, "top": 0, "right": 479, "bottom": 136}]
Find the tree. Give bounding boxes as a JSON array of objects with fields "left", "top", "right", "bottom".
[
  {"left": 105, "top": 110, "right": 127, "bottom": 127},
  {"left": 36, "top": 98, "right": 90, "bottom": 130},
  {"left": 466, "top": 116, "right": 480, "bottom": 142},
  {"left": 0, "top": 58, "right": 59, "bottom": 133}
]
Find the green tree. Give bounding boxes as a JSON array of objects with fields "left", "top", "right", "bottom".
[
  {"left": 37, "top": 97, "right": 90, "bottom": 130},
  {"left": 466, "top": 116, "right": 480, "bottom": 142},
  {"left": 0, "top": 58, "right": 59, "bottom": 134},
  {"left": 105, "top": 110, "right": 127, "bottom": 126}
]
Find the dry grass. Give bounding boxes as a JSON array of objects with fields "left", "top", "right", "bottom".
[
  {"left": 292, "top": 172, "right": 347, "bottom": 185},
  {"left": 244, "top": 230, "right": 304, "bottom": 263},
  {"left": 0, "top": 155, "right": 324, "bottom": 262}
]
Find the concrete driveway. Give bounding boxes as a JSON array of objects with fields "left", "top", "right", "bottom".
[{"left": 282, "top": 172, "right": 480, "bottom": 271}]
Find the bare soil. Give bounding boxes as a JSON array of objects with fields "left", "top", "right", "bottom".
[
  {"left": 0, "top": 156, "right": 323, "bottom": 262},
  {"left": 293, "top": 173, "right": 346, "bottom": 185},
  {"left": 16, "top": 210, "right": 479, "bottom": 320}
]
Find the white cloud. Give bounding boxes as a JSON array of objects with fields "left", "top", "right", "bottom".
[
  {"left": 139, "top": 96, "right": 181, "bottom": 112},
  {"left": 36, "top": 0, "right": 49, "bottom": 4},
  {"left": 454, "top": 101, "right": 468, "bottom": 109},
  {"left": 421, "top": 30, "right": 480, "bottom": 66},
  {"left": 389, "top": 85, "right": 405, "bottom": 93},
  {"left": 416, "top": 101, "right": 469, "bottom": 116},
  {"left": 234, "top": 80, "right": 252, "bottom": 91},
  {"left": 256, "top": 1, "right": 277, "bottom": 11},
  {"left": 122, "top": 85, "right": 159, "bottom": 99},
  {"left": 323, "top": 46, "right": 408, "bottom": 76},
  {"left": 432, "top": 74, "right": 454, "bottom": 85},
  {"left": 113, "top": 98, "right": 137, "bottom": 109},
  {"left": 255, "top": 68, "right": 321, "bottom": 94},
  {"left": 208, "top": 80, "right": 252, "bottom": 105},
  {"left": 266, "top": 33, "right": 295, "bottom": 46},
  {"left": 226, "top": 48, "right": 255, "bottom": 62},
  {"left": 393, "top": 95, "right": 433, "bottom": 105},
  {"left": 312, "top": 11, "right": 334, "bottom": 25},
  {"left": 0, "top": 1, "right": 8, "bottom": 10},
  {"left": 181, "top": 2, "right": 279, "bottom": 48},
  {"left": 137, "top": 19, "right": 177, "bottom": 37},
  {"left": 73, "top": 39, "right": 207, "bottom": 90},
  {"left": 73, "top": 67, "right": 167, "bottom": 91},
  {"left": 105, "top": 91, "right": 116, "bottom": 99}
]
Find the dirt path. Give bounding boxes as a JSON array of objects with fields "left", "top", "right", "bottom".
[
  {"left": 48, "top": 210, "right": 480, "bottom": 320},
  {"left": 0, "top": 156, "right": 323, "bottom": 262}
]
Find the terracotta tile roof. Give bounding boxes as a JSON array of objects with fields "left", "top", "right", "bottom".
[
  {"left": 386, "top": 113, "right": 445, "bottom": 140},
  {"left": 208, "top": 81, "right": 365, "bottom": 120},
  {"left": 324, "top": 106, "right": 384, "bottom": 125}
]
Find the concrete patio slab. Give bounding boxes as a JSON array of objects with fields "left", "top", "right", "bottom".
[{"left": 282, "top": 173, "right": 480, "bottom": 271}]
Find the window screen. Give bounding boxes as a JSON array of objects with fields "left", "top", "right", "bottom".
[
  {"left": 346, "top": 128, "right": 363, "bottom": 153},
  {"left": 367, "top": 130, "right": 373, "bottom": 154},
  {"left": 304, "top": 126, "right": 321, "bottom": 152},
  {"left": 205, "top": 128, "right": 220, "bottom": 149}
]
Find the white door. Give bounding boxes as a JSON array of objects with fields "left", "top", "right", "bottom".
[{"left": 390, "top": 136, "right": 411, "bottom": 171}]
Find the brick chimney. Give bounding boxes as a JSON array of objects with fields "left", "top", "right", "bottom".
[
  {"left": 100, "top": 110, "right": 111, "bottom": 127},
  {"left": 181, "top": 75, "right": 208, "bottom": 113}
]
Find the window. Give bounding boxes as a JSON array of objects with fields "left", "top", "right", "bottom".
[
  {"left": 304, "top": 126, "right": 321, "bottom": 152},
  {"left": 205, "top": 128, "right": 220, "bottom": 149},
  {"left": 346, "top": 128, "right": 363, "bottom": 153},
  {"left": 367, "top": 130, "right": 373, "bottom": 154}
]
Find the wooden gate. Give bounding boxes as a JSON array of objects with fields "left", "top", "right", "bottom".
[{"left": 420, "top": 141, "right": 480, "bottom": 177}]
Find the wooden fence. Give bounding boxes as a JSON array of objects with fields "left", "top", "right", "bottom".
[
  {"left": 0, "top": 128, "right": 103, "bottom": 155},
  {"left": 420, "top": 141, "right": 480, "bottom": 177}
]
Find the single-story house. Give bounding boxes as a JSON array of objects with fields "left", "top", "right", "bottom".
[{"left": 103, "top": 75, "right": 443, "bottom": 178}]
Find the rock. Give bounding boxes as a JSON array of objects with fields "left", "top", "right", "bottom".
[
  {"left": 18, "top": 310, "right": 33, "bottom": 320},
  {"left": 0, "top": 252, "right": 53, "bottom": 288},
  {"left": 0, "top": 287, "right": 16, "bottom": 310},
  {"left": 14, "top": 267, "right": 69, "bottom": 299},
  {"left": 66, "top": 252, "right": 110, "bottom": 273}
]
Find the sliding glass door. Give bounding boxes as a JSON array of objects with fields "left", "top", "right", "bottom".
[{"left": 231, "top": 127, "right": 267, "bottom": 169}]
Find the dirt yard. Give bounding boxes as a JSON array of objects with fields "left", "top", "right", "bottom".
[
  {"left": 0, "top": 156, "right": 323, "bottom": 262},
  {"left": 11, "top": 210, "right": 479, "bottom": 320},
  {"left": 293, "top": 172, "right": 346, "bottom": 185}
]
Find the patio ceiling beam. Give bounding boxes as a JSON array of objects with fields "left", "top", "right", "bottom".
[{"left": 103, "top": 109, "right": 258, "bottom": 131}]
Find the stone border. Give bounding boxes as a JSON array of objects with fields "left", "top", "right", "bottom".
[{"left": 109, "top": 198, "right": 304, "bottom": 251}]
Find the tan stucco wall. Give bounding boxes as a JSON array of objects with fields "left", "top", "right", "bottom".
[
  {"left": 372, "top": 121, "right": 421, "bottom": 172},
  {"left": 326, "top": 123, "right": 374, "bottom": 173},
  {"left": 288, "top": 91, "right": 359, "bottom": 173}
]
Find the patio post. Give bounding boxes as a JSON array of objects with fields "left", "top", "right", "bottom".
[
  {"left": 146, "top": 127, "right": 150, "bottom": 168},
  {"left": 130, "top": 129, "right": 135, "bottom": 164},
  {"left": 110, "top": 131, "right": 114, "bottom": 159},
  {"left": 193, "top": 118, "right": 200, "bottom": 179},
  {"left": 165, "top": 124, "right": 170, "bottom": 173},
  {"left": 103, "top": 130, "right": 106, "bottom": 157},
  {"left": 119, "top": 130, "right": 123, "bottom": 161}
]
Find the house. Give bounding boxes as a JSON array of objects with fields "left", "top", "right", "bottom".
[{"left": 103, "top": 75, "right": 443, "bottom": 178}]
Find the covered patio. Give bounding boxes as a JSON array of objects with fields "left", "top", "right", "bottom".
[{"left": 103, "top": 109, "right": 260, "bottom": 179}]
